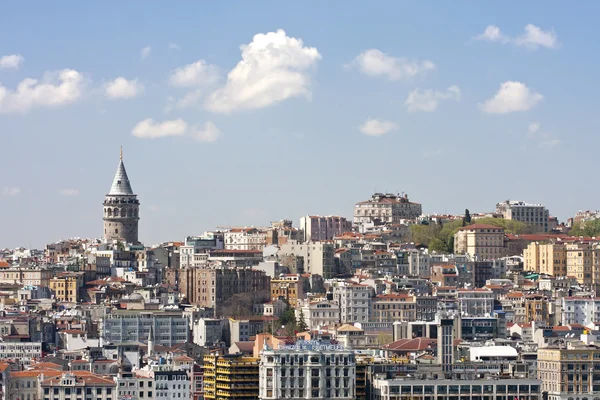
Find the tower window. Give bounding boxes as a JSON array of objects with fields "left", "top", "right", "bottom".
[{"left": 117, "top": 180, "right": 121, "bottom": 184}]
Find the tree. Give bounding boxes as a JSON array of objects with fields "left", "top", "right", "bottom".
[
  {"left": 570, "top": 220, "right": 600, "bottom": 237},
  {"left": 464, "top": 209, "right": 471, "bottom": 224},
  {"left": 472, "top": 217, "right": 532, "bottom": 234},
  {"left": 297, "top": 309, "right": 308, "bottom": 332}
]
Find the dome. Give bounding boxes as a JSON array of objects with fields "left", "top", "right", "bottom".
[{"left": 128, "top": 293, "right": 144, "bottom": 301}]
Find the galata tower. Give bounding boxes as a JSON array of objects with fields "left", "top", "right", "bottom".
[{"left": 103, "top": 148, "right": 140, "bottom": 244}]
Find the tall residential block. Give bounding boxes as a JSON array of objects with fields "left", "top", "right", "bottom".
[{"left": 496, "top": 200, "right": 550, "bottom": 233}]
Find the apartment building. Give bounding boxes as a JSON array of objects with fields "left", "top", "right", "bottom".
[
  {"left": 353, "top": 193, "right": 422, "bottom": 232},
  {"left": 0, "top": 342, "right": 42, "bottom": 365},
  {"left": 523, "top": 242, "right": 567, "bottom": 276},
  {"left": 102, "top": 310, "right": 189, "bottom": 346},
  {"left": 371, "top": 294, "right": 416, "bottom": 323},
  {"left": 180, "top": 235, "right": 223, "bottom": 267},
  {"left": 565, "top": 242, "right": 597, "bottom": 286},
  {"left": 0, "top": 266, "right": 55, "bottom": 287},
  {"left": 49, "top": 272, "right": 85, "bottom": 303},
  {"left": 154, "top": 371, "right": 190, "bottom": 400},
  {"left": 224, "top": 228, "right": 267, "bottom": 251},
  {"left": 277, "top": 241, "right": 335, "bottom": 278},
  {"left": 40, "top": 372, "right": 116, "bottom": 400},
  {"left": 300, "top": 215, "right": 352, "bottom": 242},
  {"left": 270, "top": 275, "right": 304, "bottom": 306},
  {"left": 297, "top": 300, "right": 340, "bottom": 331},
  {"left": 538, "top": 344, "right": 600, "bottom": 400},
  {"left": 456, "top": 289, "right": 495, "bottom": 317},
  {"left": 259, "top": 340, "right": 356, "bottom": 400},
  {"left": 116, "top": 374, "right": 155, "bottom": 400},
  {"left": 454, "top": 224, "right": 505, "bottom": 259},
  {"left": 333, "top": 283, "right": 372, "bottom": 323},
  {"left": 203, "top": 353, "right": 259, "bottom": 400},
  {"left": 561, "top": 297, "right": 600, "bottom": 325},
  {"left": 496, "top": 200, "right": 550, "bottom": 233},
  {"left": 186, "top": 267, "right": 270, "bottom": 309}
]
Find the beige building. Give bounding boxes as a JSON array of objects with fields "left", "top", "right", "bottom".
[
  {"left": 0, "top": 265, "right": 54, "bottom": 286},
  {"left": 49, "top": 272, "right": 85, "bottom": 303},
  {"left": 270, "top": 274, "right": 304, "bottom": 306},
  {"left": 300, "top": 215, "right": 352, "bottom": 242},
  {"left": 565, "top": 242, "right": 596, "bottom": 286},
  {"left": 224, "top": 228, "right": 267, "bottom": 251},
  {"left": 496, "top": 199, "right": 550, "bottom": 232},
  {"left": 277, "top": 241, "right": 335, "bottom": 278},
  {"left": 538, "top": 344, "right": 600, "bottom": 400},
  {"left": 371, "top": 293, "right": 416, "bottom": 323},
  {"left": 453, "top": 224, "right": 505, "bottom": 259},
  {"left": 523, "top": 242, "right": 567, "bottom": 275},
  {"left": 353, "top": 193, "right": 422, "bottom": 231}
]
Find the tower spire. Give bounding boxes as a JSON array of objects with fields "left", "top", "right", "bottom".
[{"left": 120, "top": 146, "right": 123, "bottom": 160}]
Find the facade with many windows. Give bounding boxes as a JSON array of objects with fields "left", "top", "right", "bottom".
[
  {"left": 40, "top": 372, "right": 116, "bottom": 400},
  {"left": 102, "top": 311, "right": 189, "bottom": 347},
  {"left": 259, "top": 340, "right": 356, "bottom": 400}
]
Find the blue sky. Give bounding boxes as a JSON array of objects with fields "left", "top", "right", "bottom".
[{"left": 1, "top": 2, "right": 599, "bottom": 248}]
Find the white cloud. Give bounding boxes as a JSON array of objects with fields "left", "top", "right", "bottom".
[
  {"left": 528, "top": 122, "right": 541, "bottom": 134},
  {"left": 168, "top": 43, "right": 181, "bottom": 50},
  {"left": 205, "top": 29, "right": 321, "bottom": 113},
  {"left": 475, "top": 24, "right": 558, "bottom": 49},
  {"left": 1, "top": 187, "right": 20, "bottom": 197},
  {"left": 191, "top": 121, "right": 221, "bottom": 143},
  {"left": 0, "top": 54, "right": 24, "bottom": 70},
  {"left": 140, "top": 46, "right": 152, "bottom": 60},
  {"left": 132, "top": 118, "right": 188, "bottom": 139},
  {"left": 0, "top": 69, "right": 85, "bottom": 114},
  {"left": 479, "top": 81, "right": 543, "bottom": 114},
  {"left": 169, "top": 60, "right": 221, "bottom": 87},
  {"left": 105, "top": 77, "right": 144, "bottom": 99},
  {"left": 132, "top": 118, "right": 221, "bottom": 143},
  {"left": 359, "top": 118, "right": 398, "bottom": 137},
  {"left": 59, "top": 189, "right": 79, "bottom": 197},
  {"left": 515, "top": 24, "right": 558, "bottom": 49},
  {"left": 405, "top": 85, "right": 461, "bottom": 113},
  {"left": 351, "top": 49, "right": 435, "bottom": 81}
]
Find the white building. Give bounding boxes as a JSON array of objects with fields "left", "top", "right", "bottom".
[
  {"left": 40, "top": 372, "right": 116, "bottom": 400},
  {"left": 333, "top": 282, "right": 372, "bottom": 323},
  {"left": 154, "top": 370, "right": 190, "bottom": 400},
  {"left": 561, "top": 297, "right": 600, "bottom": 325},
  {"left": 180, "top": 234, "right": 223, "bottom": 268},
  {"left": 300, "top": 216, "right": 352, "bottom": 242},
  {"left": 116, "top": 374, "right": 155, "bottom": 400},
  {"left": 457, "top": 289, "right": 495, "bottom": 317},
  {"left": 259, "top": 340, "right": 356, "bottom": 400},
  {"left": 193, "top": 318, "right": 224, "bottom": 347},
  {"left": 354, "top": 193, "right": 422, "bottom": 232},
  {"left": 407, "top": 249, "right": 431, "bottom": 278},
  {"left": 297, "top": 299, "right": 340, "bottom": 331},
  {"left": 496, "top": 200, "right": 550, "bottom": 233},
  {"left": 277, "top": 241, "right": 335, "bottom": 278},
  {"left": 0, "top": 341, "right": 42, "bottom": 365},
  {"left": 224, "top": 228, "right": 267, "bottom": 251}
]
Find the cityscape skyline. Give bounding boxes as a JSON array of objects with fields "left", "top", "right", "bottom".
[{"left": 2, "top": 2, "right": 600, "bottom": 248}]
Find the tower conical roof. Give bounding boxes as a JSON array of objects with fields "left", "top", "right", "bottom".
[{"left": 108, "top": 150, "right": 134, "bottom": 196}]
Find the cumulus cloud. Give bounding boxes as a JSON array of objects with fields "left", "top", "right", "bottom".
[
  {"left": 169, "top": 60, "right": 221, "bottom": 88},
  {"left": 191, "top": 121, "right": 221, "bottom": 143},
  {"left": 359, "top": 118, "right": 398, "bottom": 137},
  {"left": 132, "top": 118, "right": 188, "bottom": 139},
  {"left": 475, "top": 24, "right": 558, "bottom": 49},
  {"left": 132, "top": 118, "right": 221, "bottom": 143},
  {"left": 59, "top": 189, "right": 80, "bottom": 197},
  {"left": 0, "top": 69, "right": 85, "bottom": 114},
  {"left": 405, "top": 85, "right": 461, "bottom": 113},
  {"left": 479, "top": 81, "right": 543, "bottom": 114},
  {"left": 1, "top": 187, "right": 20, "bottom": 197},
  {"left": 140, "top": 46, "right": 152, "bottom": 60},
  {"left": 0, "top": 54, "right": 24, "bottom": 70},
  {"left": 105, "top": 77, "right": 144, "bottom": 99},
  {"left": 205, "top": 29, "right": 321, "bottom": 113},
  {"left": 350, "top": 49, "right": 435, "bottom": 81}
]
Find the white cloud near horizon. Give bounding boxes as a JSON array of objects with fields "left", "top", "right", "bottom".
[
  {"left": 0, "top": 69, "right": 85, "bottom": 114},
  {"left": 1, "top": 187, "right": 20, "bottom": 197},
  {"left": 351, "top": 49, "right": 435, "bottom": 81},
  {"left": 479, "top": 81, "right": 543, "bottom": 114},
  {"left": 405, "top": 85, "right": 461, "bottom": 112},
  {"left": 140, "top": 46, "right": 152, "bottom": 60},
  {"left": 0, "top": 54, "right": 24, "bottom": 70},
  {"left": 526, "top": 122, "right": 561, "bottom": 149},
  {"left": 105, "top": 77, "right": 144, "bottom": 99},
  {"left": 475, "top": 24, "right": 558, "bottom": 49},
  {"left": 205, "top": 29, "right": 321, "bottom": 113},
  {"left": 169, "top": 60, "right": 221, "bottom": 88},
  {"left": 359, "top": 118, "right": 398, "bottom": 137},
  {"left": 132, "top": 118, "right": 221, "bottom": 143}
]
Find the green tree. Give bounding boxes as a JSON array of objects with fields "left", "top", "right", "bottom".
[
  {"left": 570, "top": 220, "right": 600, "bottom": 237},
  {"left": 472, "top": 217, "right": 532, "bottom": 234},
  {"left": 279, "top": 307, "right": 296, "bottom": 327},
  {"left": 297, "top": 309, "right": 308, "bottom": 332},
  {"left": 464, "top": 209, "right": 471, "bottom": 224}
]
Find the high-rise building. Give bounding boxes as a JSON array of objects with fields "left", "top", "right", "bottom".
[
  {"left": 203, "top": 353, "right": 259, "bottom": 400},
  {"left": 103, "top": 148, "right": 140, "bottom": 244},
  {"left": 496, "top": 200, "right": 550, "bottom": 233}
]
